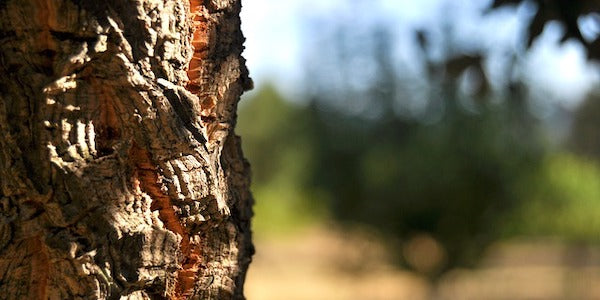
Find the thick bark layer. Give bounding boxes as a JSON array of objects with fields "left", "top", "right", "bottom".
[{"left": 0, "top": 0, "right": 253, "bottom": 299}]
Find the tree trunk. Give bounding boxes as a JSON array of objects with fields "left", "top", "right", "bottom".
[{"left": 0, "top": 0, "right": 253, "bottom": 299}]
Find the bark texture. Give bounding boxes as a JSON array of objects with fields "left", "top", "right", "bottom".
[{"left": 0, "top": 0, "right": 253, "bottom": 299}]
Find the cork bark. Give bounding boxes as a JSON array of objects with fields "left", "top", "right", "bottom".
[{"left": 0, "top": 0, "right": 254, "bottom": 299}]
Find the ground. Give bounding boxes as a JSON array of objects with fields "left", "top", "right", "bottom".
[{"left": 246, "top": 225, "right": 600, "bottom": 300}]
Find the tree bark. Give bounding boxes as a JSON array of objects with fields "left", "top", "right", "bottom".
[{"left": 0, "top": 0, "right": 253, "bottom": 299}]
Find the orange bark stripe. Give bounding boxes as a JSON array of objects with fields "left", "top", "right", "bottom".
[
  {"left": 128, "top": 144, "right": 201, "bottom": 299},
  {"left": 187, "top": 0, "right": 209, "bottom": 93}
]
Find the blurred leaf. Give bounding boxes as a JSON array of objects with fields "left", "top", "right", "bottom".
[
  {"left": 492, "top": 0, "right": 522, "bottom": 8},
  {"left": 492, "top": 0, "right": 600, "bottom": 58}
]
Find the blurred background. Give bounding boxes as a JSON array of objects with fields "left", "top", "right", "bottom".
[{"left": 238, "top": 0, "right": 600, "bottom": 299}]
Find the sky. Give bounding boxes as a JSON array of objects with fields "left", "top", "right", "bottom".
[{"left": 240, "top": 0, "right": 599, "bottom": 108}]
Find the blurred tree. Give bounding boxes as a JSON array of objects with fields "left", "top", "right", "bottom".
[
  {"left": 297, "top": 0, "right": 600, "bottom": 276},
  {"left": 298, "top": 11, "right": 550, "bottom": 275}
]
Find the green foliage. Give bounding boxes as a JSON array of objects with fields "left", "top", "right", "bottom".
[
  {"left": 237, "top": 86, "right": 328, "bottom": 235},
  {"left": 507, "top": 153, "right": 600, "bottom": 241}
]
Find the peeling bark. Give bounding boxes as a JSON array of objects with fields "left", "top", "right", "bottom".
[{"left": 0, "top": 0, "right": 253, "bottom": 299}]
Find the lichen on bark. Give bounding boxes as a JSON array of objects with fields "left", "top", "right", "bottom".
[{"left": 0, "top": 0, "right": 253, "bottom": 299}]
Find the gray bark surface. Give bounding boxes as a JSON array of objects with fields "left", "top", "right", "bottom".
[{"left": 0, "top": 0, "right": 253, "bottom": 298}]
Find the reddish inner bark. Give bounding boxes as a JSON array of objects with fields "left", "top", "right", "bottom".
[
  {"left": 187, "top": 1, "right": 218, "bottom": 142},
  {"left": 129, "top": 144, "right": 201, "bottom": 299},
  {"left": 187, "top": 0, "right": 209, "bottom": 96}
]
